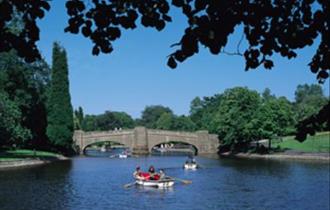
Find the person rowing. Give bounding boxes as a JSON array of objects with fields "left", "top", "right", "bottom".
[
  {"left": 148, "top": 165, "right": 161, "bottom": 180},
  {"left": 159, "top": 169, "right": 165, "bottom": 179},
  {"left": 133, "top": 166, "right": 152, "bottom": 181},
  {"left": 133, "top": 166, "right": 143, "bottom": 180},
  {"left": 133, "top": 166, "right": 165, "bottom": 181},
  {"left": 126, "top": 167, "right": 191, "bottom": 188},
  {"left": 186, "top": 156, "right": 196, "bottom": 164}
]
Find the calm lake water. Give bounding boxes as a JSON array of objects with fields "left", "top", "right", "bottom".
[{"left": 0, "top": 153, "right": 329, "bottom": 210}]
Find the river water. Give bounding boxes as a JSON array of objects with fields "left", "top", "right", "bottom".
[{"left": 0, "top": 153, "right": 329, "bottom": 210}]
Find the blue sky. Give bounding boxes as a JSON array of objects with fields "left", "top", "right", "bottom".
[{"left": 37, "top": 1, "right": 329, "bottom": 118}]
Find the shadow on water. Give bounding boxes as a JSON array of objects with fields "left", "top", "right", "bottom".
[
  {"left": 0, "top": 160, "right": 73, "bottom": 210},
  {"left": 85, "top": 148, "right": 131, "bottom": 158}
]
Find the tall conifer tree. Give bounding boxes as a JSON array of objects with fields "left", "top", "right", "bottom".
[{"left": 47, "top": 42, "right": 73, "bottom": 153}]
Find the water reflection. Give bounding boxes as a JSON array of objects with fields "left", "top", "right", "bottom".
[
  {"left": 85, "top": 148, "right": 127, "bottom": 157},
  {"left": 0, "top": 155, "right": 329, "bottom": 210},
  {"left": 0, "top": 160, "right": 73, "bottom": 210},
  {"left": 135, "top": 185, "right": 175, "bottom": 198}
]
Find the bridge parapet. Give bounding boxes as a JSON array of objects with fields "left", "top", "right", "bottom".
[
  {"left": 82, "top": 130, "right": 134, "bottom": 137},
  {"left": 148, "top": 129, "right": 198, "bottom": 136}
]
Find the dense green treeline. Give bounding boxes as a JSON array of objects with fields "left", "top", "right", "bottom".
[
  {"left": 0, "top": 51, "right": 50, "bottom": 150},
  {"left": 0, "top": 43, "right": 73, "bottom": 154},
  {"left": 189, "top": 86, "right": 328, "bottom": 152},
  {"left": 137, "top": 105, "right": 196, "bottom": 131},
  {"left": 76, "top": 105, "right": 196, "bottom": 132},
  {"left": 77, "top": 84, "right": 328, "bottom": 153},
  {"left": 78, "top": 111, "right": 135, "bottom": 131},
  {"left": 1, "top": 47, "right": 328, "bottom": 154}
]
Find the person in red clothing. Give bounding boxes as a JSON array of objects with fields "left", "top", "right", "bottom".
[
  {"left": 148, "top": 166, "right": 155, "bottom": 173},
  {"left": 134, "top": 166, "right": 151, "bottom": 180},
  {"left": 141, "top": 172, "right": 151, "bottom": 180},
  {"left": 148, "top": 166, "right": 160, "bottom": 180}
]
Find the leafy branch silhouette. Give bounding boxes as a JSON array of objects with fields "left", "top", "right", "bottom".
[{"left": 0, "top": 0, "right": 329, "bottom": 81}]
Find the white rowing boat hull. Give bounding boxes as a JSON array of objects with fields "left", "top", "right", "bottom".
[
  {"left": 119, "top": 154, "right": 128, "bottom": 158},
  {"left": 184, "top": 163, "right": 197, "bottom": 169},
  {"left": 135, "top": 179, "right": 175, "bottom": 188}
]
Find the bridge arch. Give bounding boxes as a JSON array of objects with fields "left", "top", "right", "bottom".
[
  {"left": 146, "top": 129, "right": 202, "bottom": 154},
  {"left": 150, "top": 141, "right": 199, "bottom": 155},
  {"left": 74, "top": 130, "right": 135, "bottom": 154},
  {"left": 82, "top": 140, "right": 129, "bottom": 154}
]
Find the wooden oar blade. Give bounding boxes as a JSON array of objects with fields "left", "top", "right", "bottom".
[
  {"left": 124, "top": 182, "right": 136, "bottom": 188},
  {"left": 169, "top": 176, "right": 192, "bottom": 185},
  {"left": 182, "top": 180, "right": 192, "bottom": 184}
]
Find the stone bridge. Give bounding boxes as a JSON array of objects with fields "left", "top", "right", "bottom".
[{"left": 73, "top": 127, "right": 219, "bottom": 155}]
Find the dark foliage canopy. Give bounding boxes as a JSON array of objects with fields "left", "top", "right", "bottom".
[
  {"left": 0, "top": 51, "right": 50, "bottom": 148},
  {"left": 140, "top": 105, "right": 173, "bottom": 129},
  {"left": 296, "top": 101, "right": 330, "bottom": 142},
  {"left": 0, "top": 0, "right": 329, "bottom": 81},
  {"left": 81, "top": 110, "right": 135, "bottom": 131},
  {"left": 0, "top": 0, "right": 50, "bottom": 62}
]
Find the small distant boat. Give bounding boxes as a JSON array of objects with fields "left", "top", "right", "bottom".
[
  {"left": 119, "top": 150, "right": 132, "bottom": 158},
  {"left": 100, "top": 146, "right": 107, "bottom": 152},
  {"left": 154, "top": 147, "right": 167, "bottom": 153},
  {"left": 184, "top": 162, "right": 198, "bottom": 170},
  {"left": 135, "top": 177, "right": 175, "bottom": 188},
  {"left": 119, "top": 153, "right": 128, "bottom": 158},
  {"left": 109, "top": 151, "right": 130, "bottom": 158}
]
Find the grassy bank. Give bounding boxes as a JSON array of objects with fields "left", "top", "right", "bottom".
[
  {"left": 272, "top": 132, "right": 330, "bottom": 153},
  {"left": 0, "top": 149, "right": 61, "bottom": 162}
]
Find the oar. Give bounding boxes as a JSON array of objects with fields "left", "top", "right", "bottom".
[
  {"left": 124, "top": 181, "right": 136, "bottom": 188},
  {"left": 170, "top": 177, "right": 192, "bottom": 184},
  {"left": 196, "top": 163, "right": 204, "bottom": 168}
]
